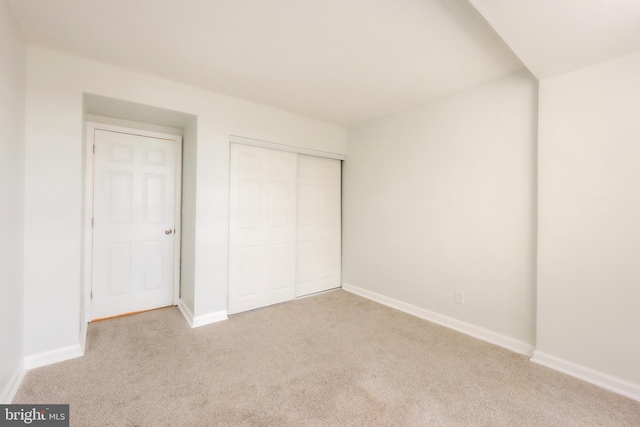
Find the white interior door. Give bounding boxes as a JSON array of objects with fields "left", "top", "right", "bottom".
[
  {"left": 296, "top": 155, "right": 342, "bottom": 297},
  {"left": 92, "top": 128, "right": 179, "bottom": 320},
  {"left": 228, "top": 144, "right": 297, "bottom": 314}
]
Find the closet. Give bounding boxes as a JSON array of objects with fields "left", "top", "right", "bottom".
[{"left": 228, "top": 143, "right": 341, "bottom": 315}]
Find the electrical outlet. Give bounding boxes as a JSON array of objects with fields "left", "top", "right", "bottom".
[{"left": 455, "top": 290, "right": 464, "bottom": 304}]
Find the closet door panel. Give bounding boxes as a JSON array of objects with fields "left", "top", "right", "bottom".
[
  {"left": 296, "top": 155, "right": 342, "bottom": 297},
  {"left": 229, "top": 144, "right": 297, "bottom": 314}
]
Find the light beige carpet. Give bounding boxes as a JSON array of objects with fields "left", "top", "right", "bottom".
[{"left": 14, "top": 290, "right": 640, "bottom": 426}]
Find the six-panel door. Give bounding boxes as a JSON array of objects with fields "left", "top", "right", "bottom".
[
  {"left": 228, "top": 144, "right": 298, "bottom": 314},
  {"left": 296, "top": 155, "right": 342, "bottom": 297},
  {"left": 92, "top": 129, "right": 177, "bottom": 320}
]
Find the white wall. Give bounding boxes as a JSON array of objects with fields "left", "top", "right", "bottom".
[
  {"left": 536, "top": 51, "right": 640, "bottom": 391},
  {"left": 24, "top": 46, "right": 346, "bottom": 359},
  {"left": 0, "top": 0, "right": 26, "bottom": 402},
  {"left": 343, "top": 69, "right": 538, "bottom": 351},
  {"left": 179, "top": 117, "right": 198, "bottom": 315}
]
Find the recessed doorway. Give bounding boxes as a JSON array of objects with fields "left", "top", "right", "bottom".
[{"left": 85, "top": 122, "right": 182, "bottom": 321}]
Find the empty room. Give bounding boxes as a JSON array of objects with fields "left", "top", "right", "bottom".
[{"left": 1, "top": 0, "right": 639, "bottom": 425}]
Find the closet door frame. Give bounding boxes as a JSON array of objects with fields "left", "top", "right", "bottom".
[{"left": 229, "top": 135, "right": 346, "bottom": 161}]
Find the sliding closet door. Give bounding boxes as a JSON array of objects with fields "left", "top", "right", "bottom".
[
  {"left": 228, "top": 144, "right": 297, "bottom": 314},
  {"left": 296, "top": 155, "right": 342, "bottom": 297}
]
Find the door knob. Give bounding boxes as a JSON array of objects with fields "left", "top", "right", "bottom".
[{"left": 165, "top": 229, "right": 173, "bottom": 235}]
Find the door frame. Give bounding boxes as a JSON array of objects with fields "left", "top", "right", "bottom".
[
  {"left": 229, "top": 135, "right": 346, "bottom": 161},
  {"left": 82, "top": 121, "right": 183, "bottom": 324}
]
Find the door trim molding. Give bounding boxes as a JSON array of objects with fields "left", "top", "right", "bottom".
[
  {"left": 230, "top": 135, "right": 346, "bottom": 161},
  {"left": 83, "top": 122, "right": 183, "bottom": 326}
]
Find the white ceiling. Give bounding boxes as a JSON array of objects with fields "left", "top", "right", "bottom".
[
  {"left": 468, "top": 0, "right": 640, "bottom": 79},
  {"left": 7, "top": 0, "right": 522, "bottom": 125},
  {"left": 9, "top": 1, "right": 640, "bottom": 125}
]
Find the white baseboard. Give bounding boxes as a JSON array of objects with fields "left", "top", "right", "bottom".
[
  {"left": 531, "top": 351, "right": 640, "bottom": 402},
  {"left": 342, "top": 283, "right": 535, "bottom": 357},
  {"left": 193, "top": 310, "right": 228, "bottom": 327},
  {"left": 177, "top": 298, "right": 195, "bottom": 325},
  {"left": 1, "top": 362, "right": 26, "bottom": 403},
  {"left": 178, "top": 299, "right": 227, "bottom": 328},
  {"left": 80, "top": 321, "right": 88, "bottom": 354},
  {"left": 23, "top": 344, "right": 83, "bottom": 370}
]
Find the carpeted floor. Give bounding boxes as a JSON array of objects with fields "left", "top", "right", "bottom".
[{"left": 14, "top": 290, "right": 640, "bottom": 426}]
